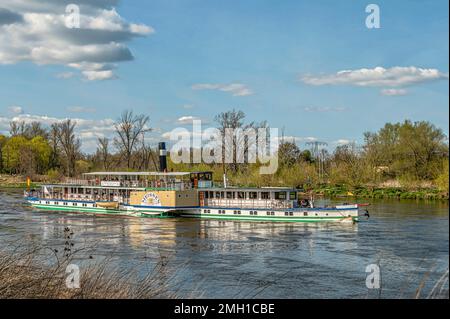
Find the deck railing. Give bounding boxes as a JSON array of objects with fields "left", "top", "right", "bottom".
[
  {"left": 61, "top": 178, "right": 192, "bottom": 190},
  {"left": 202, "top": 199, "right": 294, "bottom": 209}
]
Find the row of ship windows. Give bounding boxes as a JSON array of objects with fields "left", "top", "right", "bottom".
[
  {"left": 40, "top": 201, "right": 94, "bottom": 208},
  {"left": 202, "top": 209, "right": 327, "bottom": 217}
]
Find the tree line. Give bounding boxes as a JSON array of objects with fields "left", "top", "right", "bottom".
[
  {"left": 0, "top": 110, "right": 157, "bottom": 178},
  {"left": 0, "top": 109, "right": 448, "bottom": 193}
]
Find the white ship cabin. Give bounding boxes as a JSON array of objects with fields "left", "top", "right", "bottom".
[
  {"left": 31, "top": 171, "right": 214, "bottom": 204},
  {"left": 198, "top": 187, "right": 300, "bottom": 210}
]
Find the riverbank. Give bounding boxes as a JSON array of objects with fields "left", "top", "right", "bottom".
[
  {"left": 1, "top": 174, "right": 448, "bottom": 200},
  {"left": 312, "top": 184, "right": 449, "bottom": 200}
]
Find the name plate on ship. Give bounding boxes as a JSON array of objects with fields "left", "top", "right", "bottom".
[{"left": 101, "top": 181, "right": 121, "bottom": 187}]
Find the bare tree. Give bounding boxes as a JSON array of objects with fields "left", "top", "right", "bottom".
[
  {"left": 56, "top": 119, "right": 81, "bottom": 177},
  {"left": 96, "top": 137, "right": 111, "bottom": 171},
  {"left": 25, "top": 121, "right": 48, "bottom": 139},
  {"left": 214, "top": 109, "right": 266, "bottom": 175},
  {"left": 114, "top": 110, "right": 151, "bottom": 169},
  {"left": 48, "top": 123, "right": 60, "bottom": 170},
  {"left": 9, "top": 121, "right": 26, "bottom": 137}
]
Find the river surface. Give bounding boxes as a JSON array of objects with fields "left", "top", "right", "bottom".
[{"left": 0, "top": 188, "right": 448, "bottom": 299}]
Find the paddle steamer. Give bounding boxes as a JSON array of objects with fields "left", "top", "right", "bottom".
[{"left": 25, "top": 143, "right": 368, "bottom": 222}]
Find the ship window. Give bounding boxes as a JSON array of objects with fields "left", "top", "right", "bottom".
[
  {"left": 271, "top": 212, "right": 275, "bottom": 216},
  {"left": 73, "top": 203, "right": 77, "bottom": 206},
  {"left": 290, "top": 192, "right": 297, "bottom": 200},
  {"left": 55, "top": 202, "right": 59, "bottom": 205},
  {"left": 254, "top": 211, "right": 258, "bottom": 215},
  {"left": 285, "top": 212, "right": 289, "bottom": 216},
  {"left": 267, "top": 212, "right": 271, "bottom": 216},
  {"left": 304, "top": 212, "right": 308, "bottom": 216},
  {"left": 238, "top": 211, "right": 241, "bottom": 215},
  {"left": 275, "top": 192, "right": 286, "bottom": 200},
  {"left": 204, "top": 192, "right": 209, "bottom": 199},
  {"left": 209, "top": 191, "right": 214, "bottom": 198},
  {"left": 226, "top": 192, "right": 234, "bottom": 199},
  {"left": 215, "top": 192, "right": 221, "bottom": 199},
  {"left": 237, "top": 192, "right": 245, "bottom": 199},
  {"left": 261, "top": 192, "right": 270, "bottom": 199},
  {"left": 250, "top": 211, "right": 253, "bottom": 215},
  {"left": 64, "top": 202, "right": 68, "bottom": 206},
  {"left": 289, "top": 212, "right": 294, "bottom": 216},
  {"left": 249, "top": 192, "right": 258, "bottom": 199}
]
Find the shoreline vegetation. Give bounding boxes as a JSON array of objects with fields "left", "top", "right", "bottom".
[
  {"left": 0, "top": 233, "right": 193, "bottom": 299},
  {"left": 0, "top": 110, "right": 448, "bottom": 201},
  {"left": 1, "top": 174, "right": 447, "bottom": 201}
]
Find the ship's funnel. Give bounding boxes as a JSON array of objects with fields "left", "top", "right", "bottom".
[{"left": 159, "top": 142, "right": 168, "bottom": 172}]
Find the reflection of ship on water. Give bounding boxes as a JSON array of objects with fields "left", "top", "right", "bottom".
[
  {"left": 127, "top": 220, "right": 178, "bottom": 250},
  {"left": 193, "top": 219, "right": 359, "bottom": 253}
]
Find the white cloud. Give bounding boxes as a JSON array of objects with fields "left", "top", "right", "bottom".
[
  {"left": 66, "top": 106, "right": 96, "bottom": 113},
  {"left": 192, "top": 83, "right": 254, "bottom": 97},
  {"left": 56, "top": 72, "right": 75, "bottom": 79},
  {"left": 7, "top": 106, "right": 23, "bottom": 114},
  {"left": 301, "top": 66, "right": 448, "bottom": 87},
  {"left": 177, "top": 116, "right": 200, "bottom": 124},
  {"left": 0, "top": 1, "right": 154, "bottom": 81},
  {"left": 380, "top": 88, "right": 408, "bottom": 96},
  {"left": 82, "top": 69, "right": 116, "bottom": 81},
  {"left": 334, "top": 139, "right": 353, "bottom": 146}
]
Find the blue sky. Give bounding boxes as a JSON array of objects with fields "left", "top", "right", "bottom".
[{"left": 0, "top": 0, "right": 448, "bottom": 152}]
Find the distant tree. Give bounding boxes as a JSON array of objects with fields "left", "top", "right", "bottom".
[
  {"left": 114, "top": 110, "right": 151, "bottom": 169},
  {"left": 300, "top": 150, "right": 313, "bottom": 163},
  {"left": 214, "top": 109, "right": 266, "bottom": 175},
  {"left": 48, "top": 123, "right": 60, "bottom": 170},
  {"left": 2, "top": 136, "right": 28, "bottom": 174},
  {"left": 29, "top": 136, "right": 52, "bottom": 174},
  {"left": 56, "top": 119, "right": 81, "bottom": 177},
  {"left": 96, "top": 137, "right": 111, "bottom": 171},
  {"left": 9, "top": 121, "right": 26, "bottom": 137},
  {"left": 75, "top": 160, "right": 91, "bottom": 175},
  {"left": 25, "top": 121, "right": 48, "bottom": 139},
  {"left": 278, "top": 141, "right": 301, "bottom": 167},
  {"left": 364, "top": 120, "right": 448, "bottom": 180},
  {"left": 0, "top": 135, "right": 6, "bottom": 172}
]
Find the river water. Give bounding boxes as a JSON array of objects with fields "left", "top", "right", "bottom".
[{"left": 0, "top": 188, "right": 448, "bottom": 299}]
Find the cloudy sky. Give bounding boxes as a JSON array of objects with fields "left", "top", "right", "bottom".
[{"left": 0, "top": 0, "right": 448, "bottom": 152}]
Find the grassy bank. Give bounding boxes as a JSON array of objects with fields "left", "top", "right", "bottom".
[
  {"left": 0, "top": 240, "right": 188, "bottom": 299},
  {"left": 313, "top": 185, "right": 449, "bottom": 200}
]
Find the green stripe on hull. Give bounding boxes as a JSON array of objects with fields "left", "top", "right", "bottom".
[
  {"left": 181, "top": 213, "right": 358, "bottom": 223},
  {"left": 31, "top": 204, "right": 171, "bottom": 218}
]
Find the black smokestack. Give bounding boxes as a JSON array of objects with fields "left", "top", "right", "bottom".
[{"left": 159, "top": 142, "right": 167, "bottom": 172}]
